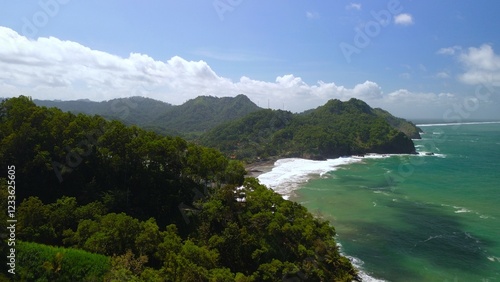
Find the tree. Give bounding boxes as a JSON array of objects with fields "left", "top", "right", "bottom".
[
  {"left": 69, "top": 213, "right": 141, "bottom": 256},
  {"left": 17, "top": 197, "right": 56, "bottom": 244}
]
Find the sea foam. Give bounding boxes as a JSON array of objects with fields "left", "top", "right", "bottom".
[
  {"left": 417, "top": 121, "right": 500, "bottom": 127},
  {"left": 257, "top": 157, "right": 389, "bottom": 281},
  {"left": 257, "top": 157, "right": 362, "bottom": 199}
]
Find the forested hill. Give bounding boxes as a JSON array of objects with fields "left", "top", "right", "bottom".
[
  {"left": 0, "top": 96, "right": 358, "bottom": 281},
  {"left": 201, "top": 98, "right": 420, "bottom": 161},
  {"left": 34, "top": 94, "right": 262, "bottom": 137},
  {"left": 372, "top": 108, "right": 422, "bottom": 139},
  {"left": 35, "top": 96, "right": 175, "bottom": 134},
  {"left": 155, "top": 94, "right": 261, "bottom": 135}
]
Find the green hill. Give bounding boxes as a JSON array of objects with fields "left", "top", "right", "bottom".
[
  {"left": 35, "top": 96, "right": 177, "bottom": 134},
  {"left": 372, "top": 108, "right": 422, "bottom": 139},
  {"left": 1, "top": 96, "right": 359, "bottom": 281},
  {"left": 152, "top": 94, "right": 261, "bottom": 135},
  {"left": 34, "top": 94, "right": 262, "bottom": 137},
  {"left": 201, "top": 98, "right": 419, "bottom": 161}
]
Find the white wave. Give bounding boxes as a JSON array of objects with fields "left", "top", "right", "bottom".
[
  {"left": 257, "top": 157, "right": 362, "bottom": 199},
  {"left": 487, "top": 256, "right": 500, "bottom": 262},
  {"left": 415, "top": 151, "right": 446, "bottom": 158},
  {"left": 337, "top": 243, "right": 386, "bottom": 282},
  {"left": 440, "top": 204, "right": 495, "bottom": 219},
  {"left": 417, "top": 121, "right": 500, "bottom": 127},
  {"left": 257, "top": 153, "right": 443, "bottom": 199},
  {"left": 363, "top": 153, "right": 391, "bottom": 159},
  {"left": 454, "top": 207, "right": 471, "bottom": 214},
  {"left": 347, "top": 256, "right": 387, "bottom": 282}
]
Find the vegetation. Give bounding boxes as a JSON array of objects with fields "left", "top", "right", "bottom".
[
  {"left": 201, "top": 98, "right": 418, "bottom": 161},
  {"left": 15, "top": 241, "right": 111, "bottom": 281},
  {"left": 35, "top": 96, "right": 177, "bottom": 135},
  {"left": 34, "top": 94, "right": 262, "bottom": 137},
  {"left": 372, "top": 108, "right": 422, "bottom": 139},
  {"left": 0, "top": 96, "right": 359, "bottom": 281},
  {"left": 155, "top": 94, "right": 261, "bottom": 136}
]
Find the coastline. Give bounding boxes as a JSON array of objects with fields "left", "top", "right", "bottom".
[
  {"left": 249, "top": 156, "right": 386, "bottom": 282},
  {"left": 244, "top": 158, "right": 278, "bottom": 178}
]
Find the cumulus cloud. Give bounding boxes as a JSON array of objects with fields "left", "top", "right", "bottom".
[
  {"left": 394, "top": 13, "right": 414, "bottom": 26},
  {"left": 0, "top": 26, "right": 460, "bottom": 117},
  {"left": 457, "top": 44, "right": 500, "bottom": 85}
]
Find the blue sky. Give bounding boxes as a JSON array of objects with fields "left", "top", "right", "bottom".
[{"left": 1, "top": 0, "right": 499, "bottom": 120}]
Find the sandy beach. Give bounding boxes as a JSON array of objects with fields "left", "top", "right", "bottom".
[{"left": 244, "top": 159, "right": 277, "bottom": 178}]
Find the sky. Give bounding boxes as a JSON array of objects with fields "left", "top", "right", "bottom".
[{"left": 1, "top": 0, "right": 500, "bottom": 120}]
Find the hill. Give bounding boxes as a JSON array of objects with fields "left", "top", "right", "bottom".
[
  {"left": 372, "top": 108, "right": 422, "bottom": 139},
  {"left": 34, "top": 94, "right": 262, "bottom": 136},
  {"left": 0, "top": 96, "right": 359, "bottom": 281},
  {"left": 152, "top": 94, "right": 261, "bottom": 135},
  {"left": 201, "top": 98, "right": 419, "bottom": 161},
  {"left": 35, "top": 96, "right": 177, "bottom": 134}
]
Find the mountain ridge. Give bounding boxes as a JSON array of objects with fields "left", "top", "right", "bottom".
[
  {"left": 201, "top": 98, "right": 420, "bottom": 161},
  {"left": 33, "top": 95, "right": 421, "bottom": 161},
  {"left": 34, "top": 94, "right": 262, "bottom": 136}
]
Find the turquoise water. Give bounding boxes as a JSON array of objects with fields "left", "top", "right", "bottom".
[{"left": 293, "top": 123, "right": 500, "bottom": 281}]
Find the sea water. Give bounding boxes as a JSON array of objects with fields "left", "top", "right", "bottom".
[{"left": 258, "top": 122, "right": 500, "bottom": 281}]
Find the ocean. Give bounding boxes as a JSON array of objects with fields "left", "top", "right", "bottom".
[{"left": 258, "top": 122, "right": 500, "bottom": 281}]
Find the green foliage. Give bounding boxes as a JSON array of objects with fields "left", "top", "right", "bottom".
[
  {"left": 372, "top": 108, "right": 423, "bottom": 139},
  {"left": 154, "top": 94, "right": 261, "bottom": 135},
  {"left": 34, "top": 94, "right": 261, "bottom": 137},
  {"left": 16, "top": 196, "right": 108, "bottom": 246},
  {"left": 69, "top": 213, "right": 141, "bottom": 256},
  {"left": 104, "top": 250, "right": 149, "bottom": 282},
  {"left": 9, "top": 179, "right": 359, "bottom": 281},
  {"left": 2, "top": 96, "right": 359, "bottom": 281},
  {"left": 191, "top": 178, "right": 359, "bottom": 281},
  {"left": 202, "top": 98, "right": 417, "bottom": 161},
  {"left": 17, "top": 197, "right": 56, "bottom": 244},
  {"left": 16, "top": 241, "right": 111, "bottom": 281},
  {"left": 0, "top": 96, "right": 246, "bottom": 229}
]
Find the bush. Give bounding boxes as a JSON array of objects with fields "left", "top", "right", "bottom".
[{"left": 16, "top": 241, "right": 111, "bottom": 281}]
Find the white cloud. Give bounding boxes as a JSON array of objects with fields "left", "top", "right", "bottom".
[
  {"left": 394, "top": 13, "right": 414, "bottom": 26},
  {"left": 458, "top": 44, "right": 500, "bottom": 85},
  {"left": 346, "top": 3, "right": 362, "bottom": 10},
  {"left": 306, "top": 11, "right": 320, "bottom": 20},
  {"left": 436, "top": 72, "right": 450, "bottom": 79},
  {"left": 437, "top": 46, "right": 462, "bottom": 55},
  {"left": 0, "top": 26, "right": 462, "bottom": 118}
]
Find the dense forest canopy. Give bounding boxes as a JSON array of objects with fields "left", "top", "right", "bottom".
[
  {"left": 32, "top": 95, "right": 420, "bottom": 149},
  {"left": 201, "top": 98, "right": 419, "bottom": 161},
  {"left": 0, "top": 96, "right": 359, "bottom": 281},
  {"left": 34, "top": 94, "right": 262, "bottom": 138}
]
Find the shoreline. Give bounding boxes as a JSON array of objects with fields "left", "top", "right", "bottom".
[
  {"left": 246, "top": 156, "right": 386, "bottom": 281},
  {"left": 244, "top": 158, "right": 278, "bottom": 178}
]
